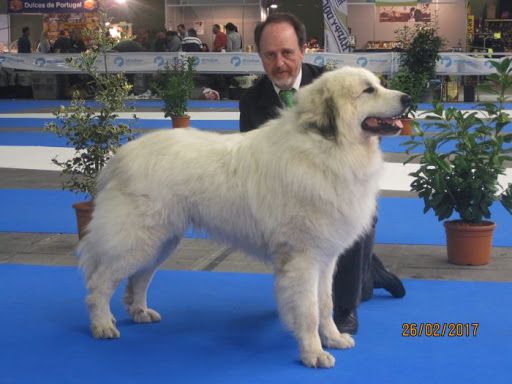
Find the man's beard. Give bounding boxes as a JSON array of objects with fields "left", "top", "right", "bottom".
[{"left": 271, "top": 74, "right": 295, "bottom": 90}]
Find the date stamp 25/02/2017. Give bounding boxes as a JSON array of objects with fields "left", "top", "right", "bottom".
[{"left": 402, "top": 323, "right": 479, "bottom": 337}]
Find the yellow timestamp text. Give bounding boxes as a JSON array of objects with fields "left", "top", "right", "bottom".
[{"left": 402, "top": 322, "right": 479, "bottom": 337}]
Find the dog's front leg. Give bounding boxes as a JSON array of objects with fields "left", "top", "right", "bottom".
[
  {"left": 318, "top": 257, "right": 355, "bottom": 350},
  {"left": 274, "top": 254, "right": 335, "bottom": 368}
]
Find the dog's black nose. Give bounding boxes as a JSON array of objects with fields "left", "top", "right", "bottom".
[{"left": 401, "top": 94, "right": 412, "bottom": 108}]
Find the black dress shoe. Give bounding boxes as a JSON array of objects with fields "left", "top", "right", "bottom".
[
  {"left": 372, "top": 255, "right": 406, "bottom": 298},
  {"left": 334, "top": 308, "right": 358, "bottom": 335}
]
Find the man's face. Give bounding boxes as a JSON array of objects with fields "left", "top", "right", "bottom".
[
  {"left": 258, "top": 22, "right": 305, "bottom": 90},
  {"left": 212, "top": 26, "right": 219, "bottom": 35}
]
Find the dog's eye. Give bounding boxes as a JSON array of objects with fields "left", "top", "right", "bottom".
[{"left": 363, "top": 87, "right": 375, "bottom": 94}]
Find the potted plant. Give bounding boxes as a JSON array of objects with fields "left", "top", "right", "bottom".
[
  {"left": 403, "top": 58, "right": 512, "bottom": 265},
  {"left": 152, "top": 56, "right": 196, "bottom": 128},
  {"left": 45, "top": 10, "right": 136, "bottom": 239},
  {"left": 389, "top": 23, "right": 445, "bottom": 135}
]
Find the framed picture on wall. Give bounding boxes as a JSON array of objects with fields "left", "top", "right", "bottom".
[{"left": 379, "top": 4, "right": 432, "bottom": 23}]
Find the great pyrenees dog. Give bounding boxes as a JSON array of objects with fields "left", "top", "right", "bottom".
[{"left": 78, "top": 66, "right": 410, "bottom": 368}]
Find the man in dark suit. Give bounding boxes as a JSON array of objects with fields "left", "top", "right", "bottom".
[
  {"left": 17, "top": 27, "right": 31, "bottom": 53},
  {"left": 239, "top": 13, "right": 405, "bottom": 334}
]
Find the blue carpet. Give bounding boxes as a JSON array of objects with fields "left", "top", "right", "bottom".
[
  {"left": 1, "top": 190, "right": 510, "bottom": 246},
  {"left": 417, "top": 102, "right": 512, "bottom": 110},
  {"left": 1, "top": 100, "right": 511, "bottom": 113},
  {"left": 380, "top": 135, "right": 512, "bottom": 153},
  {"left": 0, "top": 264, "right": 510, "bottom": 383}
]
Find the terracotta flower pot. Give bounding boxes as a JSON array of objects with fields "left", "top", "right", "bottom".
[
  {"left": 399, "top": 118, "right": 414, "bottom": 136},
  {"left": 444, "top": 220, "right": 496, "bottom": 266},
  {"left": 172, "top": 115, "right": 190, "bottom": 128},
  {"left": 72, "top": 201, "right": 94, "bottom": 240}
]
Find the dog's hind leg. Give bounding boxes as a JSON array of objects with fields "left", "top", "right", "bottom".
[
  {"left": 84, "top": 266, "right": 123, "bottom": 339},
  {"left": 318, "top": 257, "right": 355, "bottom": 350},
  {"left": 274, "top": 253, "right": 335, "bottom": 368},
  {"left": 81, "top": 223, "right": 177, "bottom": 339},
  {"left": 124, "top": 236, "right": 181, "bottom": 323}
]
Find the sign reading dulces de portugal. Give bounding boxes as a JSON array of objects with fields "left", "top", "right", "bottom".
[{"left": 7, "top": 0, "right": 98, "bottom": 13}]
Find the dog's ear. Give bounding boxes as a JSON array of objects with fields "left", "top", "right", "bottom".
[
  {"left": 312, "top": 96, "right": 338, "bottom": 141},
  {"left": 302, "top": 94, "right": 338, "bottom": 142},
  {"left": 295, "top": 80, "right": 339, "bottom": 142}
]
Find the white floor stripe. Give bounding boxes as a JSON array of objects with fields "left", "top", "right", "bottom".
[
  {"left": 0, "top": 146, "right": 75, "bottom": 171},
  {"left": 2, "top": 145, "right": 511, "bottom": 191},
  {"left": 0, "top": 112, "right": 240, "bottom": 120}
]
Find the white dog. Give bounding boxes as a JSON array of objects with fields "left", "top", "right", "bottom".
[{"left": 78, "top": 67, "right": 410, "bottom": 368}]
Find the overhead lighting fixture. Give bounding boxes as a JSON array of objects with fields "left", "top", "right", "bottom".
[{"left": 270, "top": 4, "right": 278, "bottom": 8}]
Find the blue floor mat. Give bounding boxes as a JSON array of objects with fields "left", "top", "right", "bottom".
[
  {"left": 0, "top": 189, "right": 510, "bottom": 246},
  {"left": 1, "top": 100, "right": 510, "bottom": 113},
  {"left": 0, "top": 264, "right": 510, "bottom": 384}
]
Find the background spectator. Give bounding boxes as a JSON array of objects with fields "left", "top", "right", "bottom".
[
  {"left": 36, "top": 31, "right": 51, "bottom": 53},
  {"left": 165, "top": 30, "right": 182, "bottom": 52},
  {"left": 17, "top": 26, "right": 31, "bottom": 53},
  {"left": 225, "top": 22, "right": 242, "bottom": 52},
  {"left": 177, "top": 24, "right": 187, "bottom": 40},
  {"left": 53, "top": 30, "right": 73, "bottom": 53},
  {"left": 71, "top": 31, "right": 86, "bottom": 53},
  {"left": 212, "top": 24, "right": 227, "bottom": 52},
  {"left": 153, "top": 31, "right": 167, "bottom": 52},
  {"left": 182, "top": 28, "right": 202, "bottom": 52}
]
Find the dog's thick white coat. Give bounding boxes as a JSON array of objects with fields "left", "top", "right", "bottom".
[{"left": 78, "top": 67, "right": 408, "bottom": 368}]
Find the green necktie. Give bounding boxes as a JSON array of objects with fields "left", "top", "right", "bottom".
[{"left": 279, "top": 89, "right": 297, "bottom": 108}]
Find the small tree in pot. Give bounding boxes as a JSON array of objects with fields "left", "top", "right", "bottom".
[
  {"left": 45, "top": 10, "right": 136, "bottom": 238},
  {"left": 152, "top": 56, "right": 196, "bottom": 128},
  {"left": 403, "top": 58, "right": 512, "bottom": 265},
  {"left": 389, "top": 23, "right": 445, "bottom": 135}
]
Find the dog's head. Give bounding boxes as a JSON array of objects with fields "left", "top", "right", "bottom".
[{"left": 295, "top": 66, "right": 411, "bottom": 142}]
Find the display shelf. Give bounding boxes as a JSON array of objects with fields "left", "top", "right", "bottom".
[{"left": 480, "top": 19, "right": 512, "bottom": 51}]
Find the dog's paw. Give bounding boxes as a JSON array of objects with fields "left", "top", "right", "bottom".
[
  {"left": 322, "top": 332, "right": 355, "bottom": 349},
  {"left": 301, "top": 350, "right": 335, "bottom": 368},
  {"left": 91, "top": 321, "right": 120, "bottom": 339},
  {"left": 129, "top": 307, "right": 161, "bottom": 323}
]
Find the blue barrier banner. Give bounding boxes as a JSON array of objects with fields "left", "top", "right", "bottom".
[
  {"left": 7, "top": 0, "right": 98, "bottom": 13},
  {"left": 0, "top": 52, "right": 509, "bottom": 76}
]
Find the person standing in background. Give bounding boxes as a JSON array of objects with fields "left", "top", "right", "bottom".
[
  {"left": 182, "top": 28, "right": 203, "bottom": 52},
  {"left": 212, "top": 24, "right": 227, "bottom": 52},
  {"left": 225, "top": 22, "right": 242, "bottom": 52},
  {"left": 52, "top": 30, "right": 73, "bottom": 53},
  {"left": 17, "top": 27, "right": 31, "bottom": 53},
  {"left": 177, "top": 24, "right": 187, "bottom": 40},
  {"left": 165, "top": 30, "right": 182, "bottom": 52},
  {"left": 36, "top": 31, "right": 51, "bottom": 53}
]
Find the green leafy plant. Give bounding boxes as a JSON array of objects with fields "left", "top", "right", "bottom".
[
  {"left": 390, "top": 23, "right": 445, "bottom": 117},
  {"left": 403, "top": 58, "right": 512, "bottom": 224},
  {"left": 153, "top": 56, "right": 196, "bottom": 118},
  {"left": 45, "top": 10, "right": 135, "bottom": 198}
]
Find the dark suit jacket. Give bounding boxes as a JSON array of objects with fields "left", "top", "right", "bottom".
[{"left": 239, "top": 63, "right": 324, "bottom": 132}]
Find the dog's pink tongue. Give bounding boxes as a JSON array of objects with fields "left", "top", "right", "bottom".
[{"left": 386, "top": 118, "right": 403, "bottom": 129}]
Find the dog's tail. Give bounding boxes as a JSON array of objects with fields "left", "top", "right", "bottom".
[{"left": 76, "top": 234, "right": 100, "bottom": 283}]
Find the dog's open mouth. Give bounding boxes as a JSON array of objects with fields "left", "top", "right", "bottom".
[{"left": 362, "top": 117, "right": 403, "bottom": 135}]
